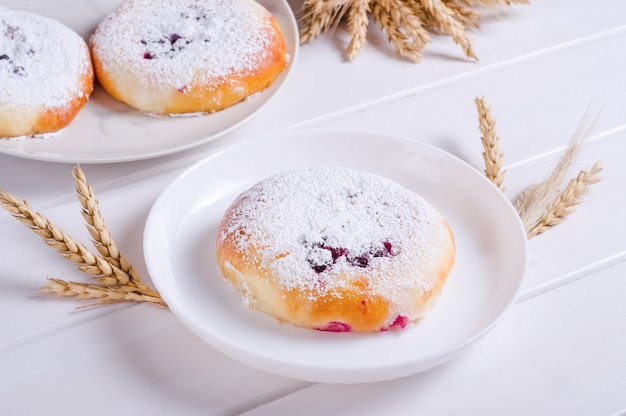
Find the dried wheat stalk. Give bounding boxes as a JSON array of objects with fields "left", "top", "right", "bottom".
[
  {"left": 300, "top": 0, "right": 351, "bottom": 44},
  {"left": 472, "top": 97, "right": 603, "bottom": 239},
  {"left": 514, "top": 106, "right": 601, "bottom": 236},
  {"left": 0, "top": 166, "right": 165, "bottom": 308},
  {"left": 0, "top": 190, "right": 130, "bottom": 285},
  {"left": 370, "top": 0, "right": 431, "bottom": 63},
  {"left": 421, "top": 0, "right": 478, "bottom": 60},
  {"left": 41, "top": 278, "right": 166, "bottom": 308},
  {"left": 300, "top": 0, "right": 528, "bottom": 62},
  {"left": 369, "top": 0, "right": 431, "bottom": 62},
  {"left": 440, "top": 2, "right": 481, "bottom": 29},
  {"left": 72, "top": 165, "right": 160, "bottom": 298},
  {"left": 347, "top": 0, "right": 372, "bottom": 60},
  {"left": 475, "top": 96, "right": 506, "bottom": 191},
  {"left": 527, "top": 161, "right": 602, "bottom": 238}
]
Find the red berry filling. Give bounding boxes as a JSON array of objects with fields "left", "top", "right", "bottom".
[
  {"left": 140, "top": 33, "right": 192, "bottom": 60},
  {"left": 315, "top": 316, "right": 409, "bottom": 332},
  {"left": 380, "top": 315, "right": 409, "bottom": 331},
  {"left": 304, "top": 237, "right": 396, "bottom": 274},
  {"left": 140, "top": 7, "right": 215, "bottom": 60},
  {"left": 316, "top": 322, "right": 352, "bottom": 332}
]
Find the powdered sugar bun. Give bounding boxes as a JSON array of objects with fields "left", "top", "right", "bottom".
[
  {"left": 216, "top": 168, "right": 456, "bottom": 333},
  {"left": 0, "top": 7, "right": 94, "bottom": 139},
  {"left": 89, "top": 0, "right": 288, "bottom": 116}
]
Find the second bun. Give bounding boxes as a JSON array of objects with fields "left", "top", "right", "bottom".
[{"left": 89, "top": 0, "right": 288, "bottom": 116}]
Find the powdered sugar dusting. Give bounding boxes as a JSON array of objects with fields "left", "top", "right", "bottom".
[
  {"left": 90, "top": 0, "right": 274, "bottom": 89},
  {"left": 220, "top": 168, "right": 448, "bottom": 300},
  {"left": 0, "top": 7, "right": 90, "bottom": 108}
]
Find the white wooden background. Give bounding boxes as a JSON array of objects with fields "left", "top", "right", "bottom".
[{"left": 1, "top": 0, "right": 626, "bottom": 414}]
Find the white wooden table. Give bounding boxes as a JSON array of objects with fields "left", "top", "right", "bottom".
[{"left": 2, "top": 0, "right": 626, "bottom": 414}]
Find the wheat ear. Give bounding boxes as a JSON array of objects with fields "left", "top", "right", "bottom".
[
  {"left": 527, "top": 161, "right": 602, "bottom": 238},
  {"left": 514, "top": 106, "right": 601, "bottom": 234},
  {"left": 393, "top": 0, "right": 432, "bottom": 61},
  {"left": 72, "top": 165, "right": 160, "bottom": 298},
  {"left": 420, "top": 0, "right": 478, "bottom": 61},
  {"left": 0, "top": 190, "right": 130, "bottom": 285},
  {"left": 441, "top": 2, "right": 482, "bottom": 28},
  {"left": 346, "top": 0, "right": 370, "bottom": 60},
  {"left": 0, "top": 168, "right": 165, "bottom": 308},
  {"left": 300, "top": 0, "right": 350, "bottom": 44},
  {"left": 475, "top": 96, "right": 506, "bottom": 191},
  {"left": 371, "top": 0, "right": 429, "bottom": 62}
]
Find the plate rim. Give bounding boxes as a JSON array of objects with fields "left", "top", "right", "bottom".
[
  {"left": 0, "top": 0, "right": 300, "bottom": 164},
  {"left": 143, "top": 128, "right": 529, "bottom": 383}
]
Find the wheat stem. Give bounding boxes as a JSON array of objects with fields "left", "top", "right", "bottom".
[{"left": 41, "top": 278, "right": 167, "bottom": 308}]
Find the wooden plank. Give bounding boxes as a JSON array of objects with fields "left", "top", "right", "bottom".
[
  {"left": 0, "top": 305, "right": 311, "bottom": 415},
  {"left": 1, "top": 0, "right": 625, "bottom": 204}
]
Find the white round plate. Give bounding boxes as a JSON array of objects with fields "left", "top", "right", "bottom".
[
  {"left": 144, "top": 129, "right": 528, "bottom": 384},
  {"left": 0, "top": 0, "right": 298, "bottom": 163}
]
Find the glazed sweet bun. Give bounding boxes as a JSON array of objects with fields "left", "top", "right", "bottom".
[
  {"left": 89, "top": 0, "right": 288, "bottom": 116},
  {"left": 0, "top": 7, "right": 94, "bottom": 139},
  {"left": 216, "top": 167, "right": 456, "bottom": 333}
]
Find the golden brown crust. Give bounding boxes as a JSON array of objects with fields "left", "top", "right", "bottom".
[
  {"left": 32, "top": 59, "right": 94, "bottom": 135},
  {"left": 410, "top": 221, "right": 456, "bottom": 317},
  {"left": 159, "top": 15, "right": 287, "bottom": 114}
]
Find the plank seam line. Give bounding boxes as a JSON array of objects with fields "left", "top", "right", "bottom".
[
  {"left": 516, "top": 250, "right": 626, "bottom": 303},
  {"left": 270, "top": 25, "right": 626, "bottom": 133},
  {"left": 505, "top": 124, "right": 626, "bottom": 172},
  {"left": 0, "top": 303, "right": 135, "bottom": 354}
]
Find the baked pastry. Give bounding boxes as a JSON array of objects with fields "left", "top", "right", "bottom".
[
  {"left": 89, "top": 0, "right": 288, "bottom": 116},
  {"left": 0, "top": 7, "right": 94, "bottom": 139},
  {"left": 216, "top": 167, "right": 456, "bottom": 333}
]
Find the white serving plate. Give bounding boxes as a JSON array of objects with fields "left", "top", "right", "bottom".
[
  {"left": 0, "top": 0, "right": 298, "bottom": 163},
  {"left": 143, "top": 129, "right": 528, "bottom": 384}
]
